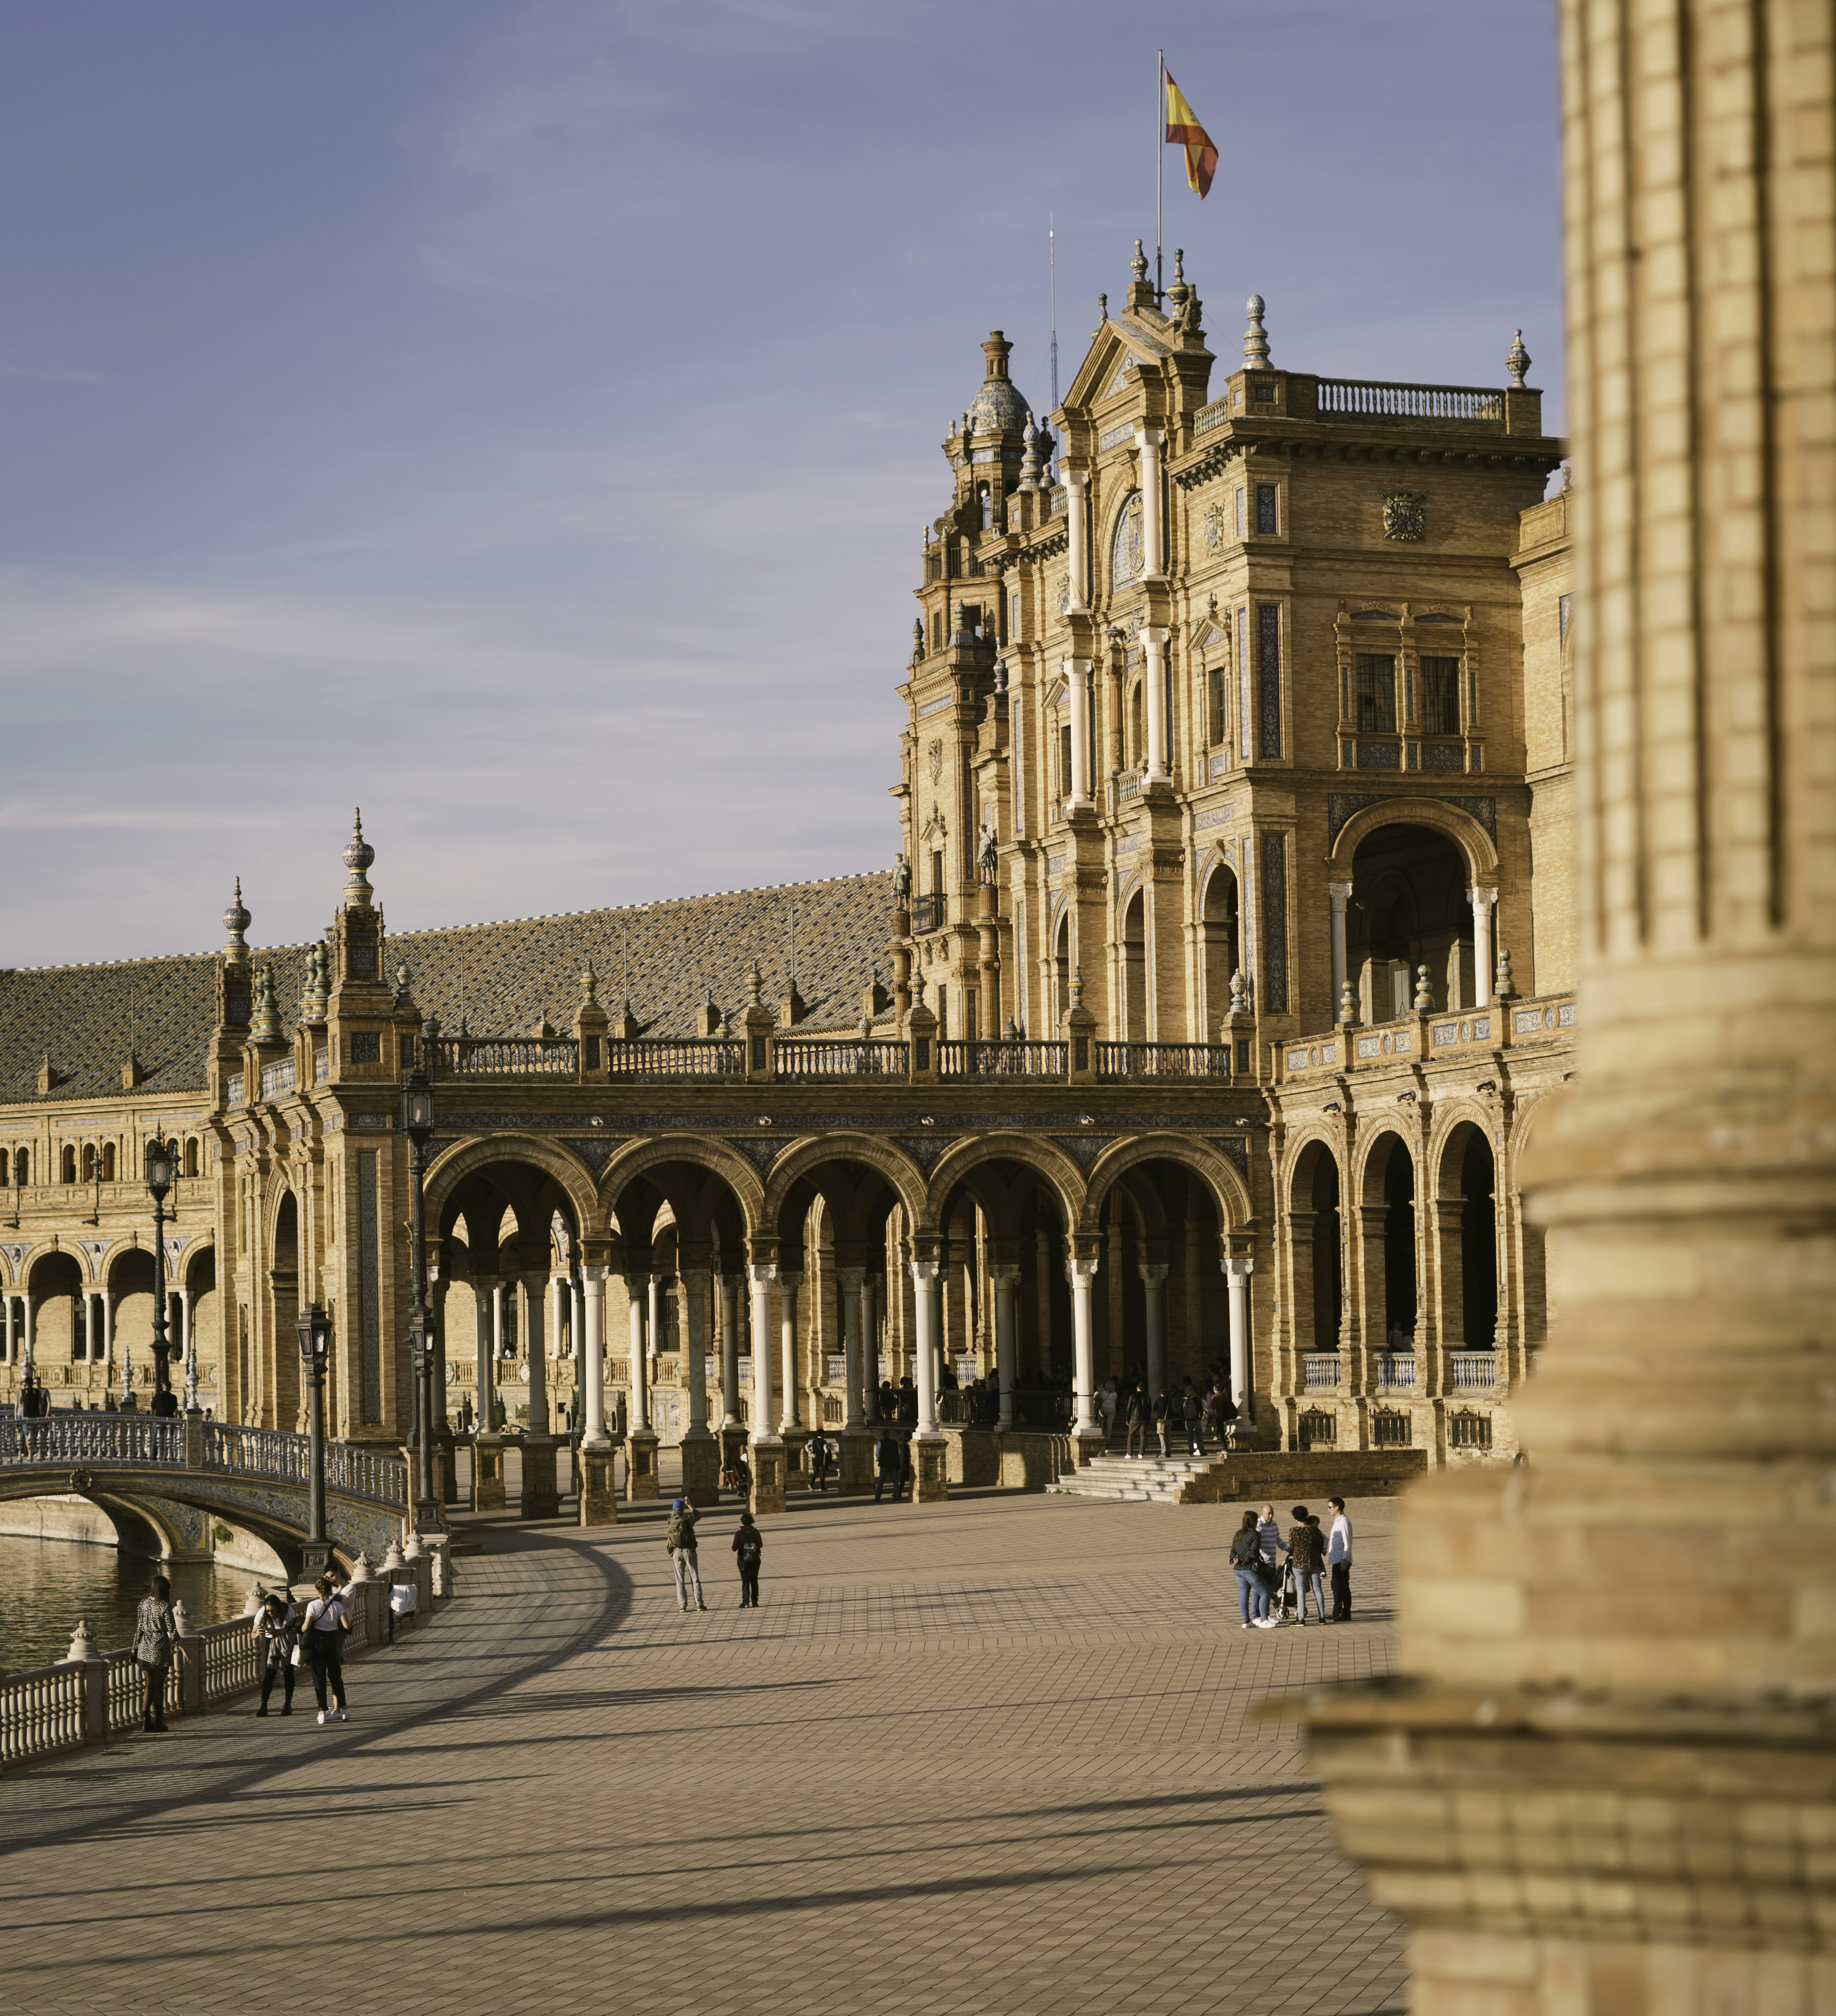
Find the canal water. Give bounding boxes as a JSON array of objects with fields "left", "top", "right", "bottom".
[{"left": 0, "top": 1537, "right": 257, "bottom": 1675}]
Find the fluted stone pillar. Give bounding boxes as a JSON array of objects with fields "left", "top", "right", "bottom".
[
  {"left": 1066, "top": 1248, "right": 1103, "bottom": 1458},
  {"left": 1223, "top": 1256, "right": 1253, "bottom": 1434},
  {"left": 836, "top": 1265, "right": 873, "bottom": 1492},
  {"left": 1065, "top": 657, "right": 1094, "bottom": 810},
  {"left": 1310, "top": 7, "right": 1836, "bottom": 2007},
  {"left": 1142, "top": 625, "right": 1170, "bottom": 783},
  {"left": 719, "top": 1273, "right": 742, "bottom": 1433}
]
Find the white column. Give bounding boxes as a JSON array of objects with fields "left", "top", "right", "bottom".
[
  {"left": 647, "top": 1274, "right": 663, "bottom": 1367},
  {"left": 627, "top": 1274, "right": 650, "bottom": 1430},
  {"left": 778, "top": 1272, "right": 802, "bottom": 1431},
  {"left": 838, "top": 1266, "right": 865, "bottom": 1431},
  {"left": 1470, "top": 885, "right": 1496, "bottom": 1007},
  {"left": 523, "top": 1276, "right": 550, "bottom": 1435},
  {"left": 101, "top": 1291, "right": 113, "bottom": 1384},
  {"left": 1066, "top": 1251, "right": 1099, "bottom": 1436},
  {"left": 1066, "top": 658, "right": 1094, "bottom": 809},
  {"left": 580, "top": 1266, "right": 608, "bottom": 1447},
  {"left": 1329, "top": 881, "right": 1353, "bottom": 1012},
  {"left": 910, "top": 1260, "right": 941, "bottom": 1434},
  {"left": 991, "top": 1264, "right": 1019, "bottom": 1432},
  {"left": 682, "top": 1270, "right": 710, "bottom": 1433},
  {"left": 550, "top": 1275, "right": 566, "bottom": 1359},
  {"left": 1140, "top": 1262, "right": 1168, "bottom": 1398},
  {"left": 748, "top": 1265, "right": 777, "bottom": 1445},
  {"left": 491, "top": 1280, "right": 507, "bottom": 1365},
  {"left": 1143, "top": 624, "right": 1170, "bottom": 782},
  {"left": 1135, "top": 427, "right": 1165, "bottom": 580},
  {"left": 1065, "top": 468, "right": 1090, "bottom": 611},
  {"left": 23, "top": 1292, "right": 37, "bottom": 1376},
  {"left": 720, "top": 1275, "right": 741, "bottom": 1427},
  {"left": 3, "top": 1293, "right": 14, "bottom": 1364},
  {"left": 1225, "top": 1256, "right": 1255, "bottom": 1422},
  {"left": 474, "top": 1281, "right": 496, "bottom": 1432}
]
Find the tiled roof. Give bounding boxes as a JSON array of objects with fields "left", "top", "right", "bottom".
[{"left": 0, "top": 870, "right": 898, "bottom": 1106}]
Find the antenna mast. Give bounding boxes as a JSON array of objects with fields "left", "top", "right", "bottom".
[
  {"left": 1156, "top": 50, "right": 1165, "bottom": 305},
  {"left": 1049, "top": 215, "right": 1059, "bottom": 415}
]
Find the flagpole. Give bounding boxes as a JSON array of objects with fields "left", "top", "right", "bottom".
[
  {"left": 1049, "top": 214, "right": 1059, "bottom": 413},
  {"left": 1156, "top": 49, "right": 1164, "bottom": 304}
]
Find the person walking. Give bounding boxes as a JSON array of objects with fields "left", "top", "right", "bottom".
[
  {"left": 1099, "top": 1377, "right": 1119, "bottom": 1445},
  {"left": 873, "top": 1428, "right": 901, "bottom": 1502},
  {"left": 1228, "top": 1510, "right": 1272, "bottom": 1629},
  {"left": 1203, "top": 1380, "right": 1235, "bottom": 1450},
  {"left": 666, "top": 1496, "right": 705, "bottom": 1611},
  {"left": 808, "top": 1432, "right": 832, "bottom": 1493},
  {"left": 896, "top": 1432, "right": 913, "bottom": 1503},
  {"left": 1284, "top": 1505, "right": 1328, "bottom": 1625},
  {"left": 1326, "top": 1496, "right": 1354, "bottom": 1620},
  {"left": 732, "top": 1512, "right": 764, "bottom": 1606},
  {"left": 1122, "top": 1382, "right": 1149, "bottom": 1458},
  {"left": 1152, "top": 1386, "right": 1173, "bottom": 1459},
  {"left": 301, "top": 1572, "right": 352, "bottom": 1723},
  {"left": 252, "top": 1590, "right": 298, "bottom": 1717},
  {"left": 1180, "top": 1381, "right": 1205, "bottom": 1457},
  {"left": 133, "top": 1572, "right": 182, "bottom": 1732}
]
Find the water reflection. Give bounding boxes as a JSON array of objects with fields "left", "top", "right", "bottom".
[{"left": 0, "top": 1537, "right": 259, "bottom": 1674}]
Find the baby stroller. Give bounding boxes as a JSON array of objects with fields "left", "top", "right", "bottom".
[{"left": 1264, "top": 1556, "right": 1296, "bottom": 1626}]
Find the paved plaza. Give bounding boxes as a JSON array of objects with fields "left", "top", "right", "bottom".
[{"left": 0, "top": 1478, "right": 1406, "bottom": 2016}]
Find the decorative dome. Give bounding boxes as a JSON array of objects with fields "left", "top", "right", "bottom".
[{"left": 965, "top": 329, "right": 1032, "bottom": 438}]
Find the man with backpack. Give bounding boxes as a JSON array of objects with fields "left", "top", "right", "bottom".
[
  {"left": 1180, "top": 1381, "right": 1205, "bottom": 1456},
  {"left": 1151, "top": 1386, "right": 1174, "bottom": 1458},
  {"left": 1122, "top": 1382, "right": 1150, "bottom": 1458},
  {"left": 666, "top": 1496, "right": 705, "bottom": 1612},
  {"left": 731, "top": 1513, "right": 764, "bottom": 1607}
]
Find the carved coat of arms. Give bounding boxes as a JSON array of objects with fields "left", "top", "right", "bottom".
[
  {"left": 1382, "top": 492, "right": 1427, "bottom": 542},
  {"left": 926, "top": 739, "right": 943, "bottom": 783},
  {"left": 1202, "top": 500, "right": 1227, "bottom": 552}
]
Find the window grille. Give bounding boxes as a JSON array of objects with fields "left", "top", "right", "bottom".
[
  {"left": 350, "top": 1031, "right": 383, "bottom": 1066},
  {"left": 1356, "top": 654, "right": 1397, "bottom": 733},
  {"left": 1449, "top": 1410, "right": 1493, "bottom": 1450},
  {"left": 1421, "top": 656, "right": 1462, "bottom": 735},
  {"left": 1235, "top": 488, "right": 1246, "bottom": 537},
  {"left": 1299, "top": 1407, "right": 1337, "bottom": 1449},
  {"left": 1255, "top": 484, "right": 1278, "bottom": 535},
  {"left": 1372, "top": 1410, "right": 1412, "bottom": 1448},
  {"left": 1257, "top": 605, "right": 1282, "bottom": 756}
]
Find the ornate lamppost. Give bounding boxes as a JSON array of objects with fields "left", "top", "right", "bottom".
[
  {"left": 295, "top": 1301, "right": 332, "bottom": 1576},
  {"left": 145, "top": 1137, "right": 178, "bottom": 1418},
  {"left": 401, "top": 1068, "right": 445, "bottom": 1536}
]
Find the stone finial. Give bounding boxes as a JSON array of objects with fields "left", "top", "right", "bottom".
[
  {"left": 342, "top": 809, "right": 375, "bottom": 911},
  {"left": 911, "top": 617, "right": 924, "bottom": 661},
  {"left": 241, "top": 1583, "right": 265, "bottom": 1616},
  {"left": 380, "top": 1538, "right": 405, "bottom": 1572},
  {"left": 222, "top": 877, "right": 251, "bottom": 965},
  {"left": 860, "top": 1013, "right": 873, "bottom": 1041},
  {"left": 912, "top": 971, "right": 926, "bottom": 1006},
  {"left": 1004, "top": 1016, "right": 1021, "bottom": 1041},
  {"left": 250, "top": 964, "right": 282, "bottom": 1044},
  {"left": 402, "top": 1531, "right": 425, "bottom": 1560},
  {"left": 394, "top": 963, "right": 413, "bottom": 1007},
  {"left": 348, "top": 1551, "right": 373, "bottom": 1583},
  {"left": 992, "top": 655, "right": 1009, "bottom": 694},
  {"left": 1414, "top": 965, "right": 1435, "bottom": 1011},
  {"left": 171, "top": 1600, "right": 192, "bottom": 1638},
  {"left": 1070, "top": 968, "right": 1086, "bottom": 1009},
  {"left": 1506, "top": 328, "right": 1531, "bottom": 388},
  {"left": 1243, "top": 295, "right": 1270, "bottom": 369},
  {"left": 1339, "top": 981, "right": 1357, "bottom": 1025},
  {"left": 1096, "top": 291, "right": 1108, "bottom": 326},
  {"left": 1230, "top": 968, "right": 1250, "bottom": 1014},
  {"left": 1131, "top": 238, "right": 1148, "bottom": 283},
  {"left": 308, "top": 944, "right": 330, "bottom": 1021},
  {"left": 1495, "top": 947, "right": 1518, "bottom": 998},
  {"left": 1018, "top": 416, "right": 1041, "bottom": 492},
  {"left": 66, "top": 1619, "right": 95, "bottom": 1663},
  {"left": 748, "top": 961, "right": 764, "bottom": 1005}
]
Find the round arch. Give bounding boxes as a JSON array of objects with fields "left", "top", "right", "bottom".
[
  {"left": 1325, "top": 795, "right": 1499, "bottom": 885},
  {"left": 1080, "top": 1133, "right": 1251, "bottom": 1238},
  {"left": 920, "top": 1132, "right": 1085, "bottom": 1238},
  {"left": 423, "top": 1134, "right": 604, "bottom": 1239},
  {"left": 596, "top": 1136, "right": 764, "bottom": 1240},
  {"left": 758, "top": 1135, "right": 927, "bottom": 1245}
]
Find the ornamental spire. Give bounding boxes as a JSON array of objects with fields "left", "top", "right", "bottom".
[{"left": 342, "top": 808, "right": 375, "bottom": 911}]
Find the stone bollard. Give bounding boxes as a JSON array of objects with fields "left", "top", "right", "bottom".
[
  {"left": 69, "top": 1621, "right": 111, "bottom": 1747},
  {"left": 171, "top": 1601, "right": 205, "bottom": 1718},
  {"left": 401, "top": 1532, "right": 434, "bottom": 1613},
  {"left": 344, "top": 1552, "right": 379, "bottom": 1648},
  {"left": 240, "top": 1581, "right": 266, "bottom": 1617}
]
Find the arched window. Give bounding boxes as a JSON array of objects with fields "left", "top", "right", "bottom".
[
  {"left": 12, "top": 1149, "right": 27, "bottom": 1187},
  {"left": 184, "top": 1139, "right": 199, "bottom": 1178},
  {"left": 60, "top": 1144, "right": 76, "bottom": 1185},
  {"left": 0, "top": 1149, "right": 8, "bottom": 1188},
  {"left": 1110, "top": 491, "right": 1144, "bottom": 588},
  {"left": 102, "top": 1143, "right": 117, "bottom": 1181},
  {"left": 1129, "top": 682, "right": 1144, "bottom": 768},
  {"left": 81, "top": 1143, "right": 97, "bottom": 1182},
  {"left": 978, "top": 484, "right": 992, "bottom": 530}
]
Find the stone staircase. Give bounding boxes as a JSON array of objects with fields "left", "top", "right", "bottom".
[{"left": 1048, "top": 1453, "right": 1221, "bottom": 1504}]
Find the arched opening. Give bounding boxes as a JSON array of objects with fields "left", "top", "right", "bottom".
[
  {"left": 81, "top": 1144, "right": 97, "bottom": 1182},
  {"left": 978, "top": 483, "right": 992, "bottom": 531},
  {"left": 1053, "top": 911, "right": 1071, "bottom": 1027},
  {"left": 1129, "top": 681, "right": 1144, "bottom": 769},
  {"left": 1121, "top": 888, "right": 1147, "bottom": 1041},
  {"left": 1460, "top": 1132, "right": 1497, "bottom": 1350},
  {"left": 1348, "top": 822, "right": 1474, "bottom": 1018},
  {"left": 184, "top": 1138, "right": 200, "bottom": 1178},
  {"left": 13, "top": 1149, "right": 28, "bottom": 1187},
  {"left": 60, "top": 1145, "right": 76, "bottom": 1185},
  {"left": 102, "top": 1142, "right": 116, "bottom": 1181},
  {"left": 1202, "top": 865, "right": 1240, "bottom": 1031},
  {"left": 29, "top": 1251, "right": 85, "bottom": 1375},
  {"left": 185, "top": 1247, "right": 220, "bottom": 1414},
  {"left": 1361, "top": 1134, "right": 1418, "bottom": 1347}
]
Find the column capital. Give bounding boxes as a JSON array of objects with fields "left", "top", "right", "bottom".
[
  {"left": 1221, "top": 1255, "right": 1256, "bottom": 1283},
  {"left": 908, "top": 1259, "right": 942, "bottom": 1287},
  {"left": 582, "top": 1265, "right": 609, "bottom": 1286},
  {"left": 1142, "top": 624, "right": 1169, "bottom": 649},
  {"left": 1468, "top": 883, "right": 1498, "bottom": 910},
  {"left": 1065, "top": 465, "right": 1090, "bottom": 491},
  {"left": 836, "top": 1265, "right": 866, "bottom": 1292},
  {"left": 777, "top": 1270, "right": 803, "bottom": 1292},
  {"left": 1132, "top": 424, "right": 1165, "bottom": 452},
  {"left": 1329, "top": 880, "right": 1353, "bottom": 908},
  {"left": 746, "top": 1261, "right": 777, "bottom": 1287},
  {"left": 1137, "top": 1262, "right": 1170, "bottom": 1285},
  {"left": 990, "top": 1263, "right": 1023, "bottom": 1287},
  {"left": 1064, "top": 1251, "right": 1101, "bottom": 1287}
]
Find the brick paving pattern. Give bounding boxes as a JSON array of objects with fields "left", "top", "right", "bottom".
[{"left": 0, "top": 1484, "right": 1405, "bottom": 2015}]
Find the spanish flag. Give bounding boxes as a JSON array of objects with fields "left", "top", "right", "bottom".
[{"left": 1165, "top": 68, "right": 1217, "bottom": 199}]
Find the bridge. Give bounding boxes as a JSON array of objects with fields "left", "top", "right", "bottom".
[{"left": 0, "top": 1417, "right": 410, "bottom": 1574}]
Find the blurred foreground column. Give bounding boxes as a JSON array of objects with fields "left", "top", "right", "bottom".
[{"left": 1308, "top": 3, "right": 1836, "bottom": 2008}]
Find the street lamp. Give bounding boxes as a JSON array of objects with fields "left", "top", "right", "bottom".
[
  {"left": 295, "top": 1301, "right": 332, "bottom": 1577},
  {"left": 145, "top": 1137, "right": 178, "bottom": 1418},
  {"left": 401, "top": 1070, "right": 445, "bottom": 1536}
]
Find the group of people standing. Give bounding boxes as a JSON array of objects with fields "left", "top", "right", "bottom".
[
  {"left": 1227, "top": 1499, "right": 1354, "bottom": 1627},
  {"left": 1107, "top": 1378, "right": 1237, "bottom": 1458}
]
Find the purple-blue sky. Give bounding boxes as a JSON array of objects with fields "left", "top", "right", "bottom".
[{"left": 1, "top": 1, "right": 1562, "bottom": 968}]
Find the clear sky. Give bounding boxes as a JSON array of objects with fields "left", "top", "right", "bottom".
[{"left": 1, "top": 0, "right": 1562, "bottom": 969}]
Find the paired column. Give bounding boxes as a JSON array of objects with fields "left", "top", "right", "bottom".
[
  {"left": 576, "top": 1264, "right": 616, "bottom": 1526},
  {"left": 719, "top": 1274, "right": 742, "bottom": 1430},
  {"left": 624, "top": 1270, "right": 659, "bottom": 1501},
  {"left": 678, "top": 1268, "right": 718, "bottom": 1505},
  {"left": 747, "top": 1263, "right": 785, "bottom": 1513},
  {"left": 991, "top": 1264, "right": 1020, "bottom": 1432},
  {"left": 471, "top": 1278, "right": 504, "bottom": 1511},
  {"left": 1142, "top": 625, "right": 1170, "bottom": 783},
  {"left": 1468, "top": 884, "right": 1496, "bottom": 1007},
  {"left": 908, "top": 1259, "right": 948, "bottom": 1502},
  {"left": 1066, "top": 1249, "right": 1101, "bottom": 1448},
  {"left": 1222, "top": 1256, "right": 1254, "bottom": 1430},
  {"left": 1139, "top": 1262, "right": 1168, "bottom": 1401},
  {"left": 1328, "top": 882, "right": 1352, "bottom": 1015},
  {"left": 777, "top": 1272, "right": 802, "bottom": 1433},
  {"left": 1064, "top": 468, "right": 1090, "bottom": 611},
  {"left": 1065, "top": 658, "right": 1094, "bottom": 810}
]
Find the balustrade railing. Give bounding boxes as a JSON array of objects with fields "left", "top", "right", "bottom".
[
  {"left": 0, "top": 1417, "right": 406, "bottom": 1507},
  {"left": 259, "top": 1058, "right": 295, "bottom": 1098},
  {"left": 0, "top": 1660, "right": 88, "bottom": 1767},
  {"left": 226, "top": 1072, "right": 245, "bottom": 1106},
  {"left": 775, "top": 1039, "right": 910, "bottom": 1080},
  {"left": 607, "top": 1038, "right": 741, "bottom": 1078},
  {"left": 1095, "top": 1042, "right": 1233, "bottom": 1080},
  {"left": 938, "top": 1040, "right": 1069, "bottom": 1079},
  {"left": 430, "top": 1036, "right": 579, "bottom": 1077},
  {"left": 1449, "top": 1351, "right": 1502, "bottom": 1393},
  {"left": 313, "top": 1047, "right": 329, "bottom": 1084},
  {"left": 1316, "top": 378, "right": 1505, "bottom": 423},
  {"left": 1374, "top": 1352, "right": 1417, "bottom": 1389},
  {"left": 0, "top": 1417, "right": 186, "bottom": 1468},
  {"left": 326, "top": 1441, "right": 410, "bottom": 1506},
  {"left": 911, "top": 892, "right": 948, "bottom": 934},
  {"left": 1303, "top": 1353, "right": 1342, "bottom": 1391}
]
